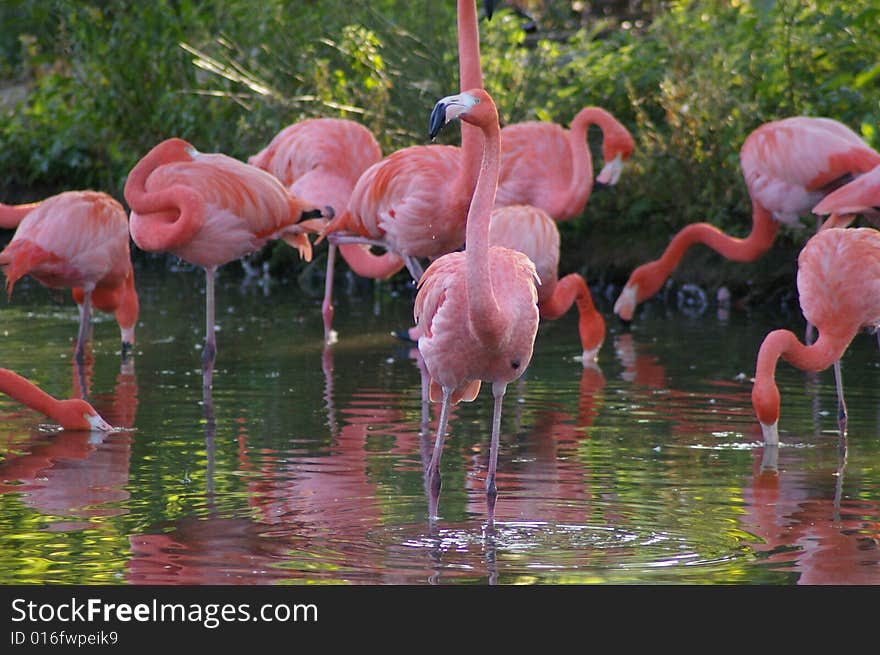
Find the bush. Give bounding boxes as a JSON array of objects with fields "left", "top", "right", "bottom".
[{"left": 1, "top": 1, "right": 877, "bottom": 291}]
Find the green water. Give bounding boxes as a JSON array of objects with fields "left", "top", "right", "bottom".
[{"left": 1, "top": 260, "right": 878, "bottom": 584}]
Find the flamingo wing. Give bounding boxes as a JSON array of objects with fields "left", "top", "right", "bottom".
[
  {"left": 138, "top": 153, "right": 304, "bottom": 268},
  {"left": 0, "top": 192, "right": 130, "bottom": 291},
  {"left": 342, "top": 145, "right": 466, "bottom": 258},
  {"left": 797, "top": 227, "right": 880, "bottom": 332},
  {"left": 496, "top": 122, "right": 572, "bottom": 211},
  {"left": 742, "top": 117, "right": 880, "bottom": 226},
  {"left": 489, "top": 205, "right": 558, "bottom": 300}
]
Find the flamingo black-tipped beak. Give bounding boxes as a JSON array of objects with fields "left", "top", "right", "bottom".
[
  {"left": 593, "top": 180, "right": 609, "bottom": 192},
  {"left": 429, "top": 100, "right": 448, "bottom": 140},
  {"left": 483, "top": 0, "right": 497, "bottom": 20},
  {"left": 121, "top": 341, "right": 133, "bottom": 360},
  {"left": 301, "top": 207, "right": 326, "bottom": 220},
  {"left": 391, "top": 329, "right": 418, "bottom": 345}
]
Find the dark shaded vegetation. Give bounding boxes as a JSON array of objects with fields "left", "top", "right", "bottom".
[{"left": 1, "top": 1, "right": 878, "bottom": 309}]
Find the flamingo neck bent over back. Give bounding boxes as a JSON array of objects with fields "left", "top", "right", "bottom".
[
  {"left": 0, "top": 202, "right": 40, "bottom": 230},
  {"left": 124, "top": 138, "right": 207, "bottom": 252}
]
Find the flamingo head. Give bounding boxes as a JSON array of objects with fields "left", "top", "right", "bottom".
[
  {"left": 57, "top": 399, "right": 113, "bottom": 432},
  {"left": 149, "top": 137, "right": 199, "bottom": 164},
  {"left": 596, "top": 153, "right": 625, "bottom": 187},
  {"left": 613, "top": 283, "right": 639, "bottom": 322},
  {"left": 117, "top": 269, "right": 139, "bottom": 356},
  {"left": 483, "top": 0, "right": 497, "bottom": 20},
  {"left": 596, "top": 125, "right": 635, "bottom": 187},
  {"left": 613, "top": 260, "right": 668, "bottom": 322},
  {"left": 751, "top": 375, "right": 781, "bottom": 446},
  {"left": 429, "top": 89, "right": 496, "bottom": 140}
]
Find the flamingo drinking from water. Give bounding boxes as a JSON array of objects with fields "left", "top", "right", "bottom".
[
  {"left": 0, "top": 367, "right": 112, "bottom": 431},
  {"left": 123, "top": 137, "right": 328, "bottom": 383},
  {"left": 751, "top": 227, "right": 880, "bottom": 445},
  {"left": 416, "top": 88, "right": 540, "bottom": 523},
  {"left": 0, "top": 191, "right": 139, "bottom": 361},
  {"left": 614, "top": 116, "right": 880, "bottom": 322},
  {"left": 489, "top": 204, "right": 605, "bottom": 363}
]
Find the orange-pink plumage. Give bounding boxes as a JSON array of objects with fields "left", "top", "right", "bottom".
[
  {"left": 496, "top": 107, "right": 635, "bottom": 220},
  {"left": 751, "top": 227, "right": 880, "bottom": 444},
  {"left": 615, "top": 116, "right": 880, "bottom": 321},
  {"left": 249, "top": 117, "right": 393, "bottom": 342},
  {"left": 416, "top": 88, "right": 539, "bottom": 524},
  {"left": 0, "top": 190, "right": 138, "bottom": 359},
  {"left": 124, "top": 137, "right": 326, "bottom": 376},
  {"left": 488, "top": 204, "right": 606, "bottom": 363}
]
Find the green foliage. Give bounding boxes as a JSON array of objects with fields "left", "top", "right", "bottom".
[{"left": 0, "top": 1, "right": 877, "bottom": 286}]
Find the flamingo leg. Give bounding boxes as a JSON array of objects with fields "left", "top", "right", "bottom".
[
  {"left": 322, "top": 243, "right": 337, "bottom": 344},
  {"left": 833, "top": 359, "right": 847, "bottom": 434},
  {"left": 486, "top": 381, "right": 507, "bottom": 525},
  {"left": 202, "top": 267, "right": 217, "bottom": 365},
  {"left": 426, "top": 387, "right": 453, "bottom": 520},
  {"left": 321, "top": 345, "right": 338, "bottom": 436},
  {"left": 75, "top": 290, "right": 92, "bottom": 364},
  {"left": 203, "top": 379, "right": 216, "bottom": 499}
]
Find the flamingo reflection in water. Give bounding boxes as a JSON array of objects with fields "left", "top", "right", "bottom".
[
  {"left": 0, "top": 349, "right": 138, "bottom": 530},
  {"left": 740, "top": 446, "right": 880, "bottom": 584},
  {"left": 128, "top": 347, "right": 435, "bottom": 584},
  {"left": 463, "top": 364, "right": 607, "bottom": 525}
]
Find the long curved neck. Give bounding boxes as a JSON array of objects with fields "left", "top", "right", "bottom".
[
  {"left": 0, "top": 368, "right": 63, "bottom": 422},
  {"left": 539, "top": 273, "right": 605, "bottom": 355},
  {"left": 338, "top": 244, "right": 405, "bottom": 279},
  {"left": 634, "top": 204, "right": 780, "bottom": 303},
  {"left": 0, "top": 202, "right": 40, "bottom": 229},
  {"left": 458, "top": 0, "right": 483, "bottom": 93},
  {"left": 562, "top": 108, "right": 605, "bottom": 217},
  {"left": 456, "top": 0, "right": 483, "bottom": 200},
  {"left": 752, "top": 328, "right": 854, "bottom": 425},
  {"left": 115, "top": 268, "right": 139, "bottom": 341},
  {"left": 467, "top": 116, "right": 504, "bottom": 343},
  {"left": 124, "top": 142, "right": 206, "bottom": 252}
]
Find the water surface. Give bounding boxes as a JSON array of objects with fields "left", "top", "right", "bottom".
[{"left": 1, "top": 262, "right": 878, "bottom": 584}]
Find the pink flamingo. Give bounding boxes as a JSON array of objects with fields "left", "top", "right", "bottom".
[
  {"left": 614, "top": 116, "right": 880, "bottom": 321},
  {"left": 0, "top": 191, "right": 139, "bottom": 361},
  {"left": 813, "top": 163, "right": 880, "bottom": 225},
  {"left": 488, "top": 204, "right": 605, "bottom": 363},
  {"left": 0, "top": 367, "right": 112, "bottom": 431},
  {"left": 751, "top": 227, "right": 880, "bottom": 445},
  {"left": 248, "top": 117, "right": 394, "bottom": 343},
  {"left": 416, "top": 88, "right": 540, "bottom": 523},
  {"left": 123, "top": 137, "right": 328, "bottom": 380},
  {"left": 317, "top": 0, "right": 489, "bottom": 285},
  {"left": 495, "top": 106, "right": 635, "bottom": 220}
]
